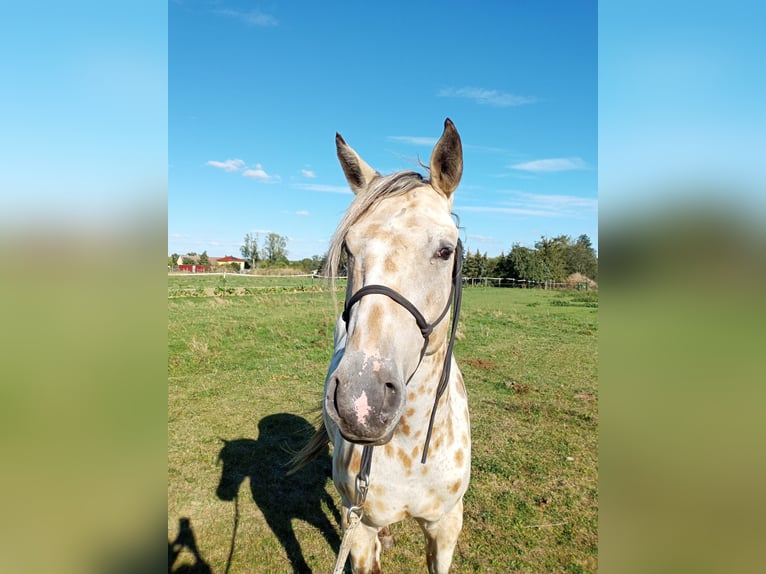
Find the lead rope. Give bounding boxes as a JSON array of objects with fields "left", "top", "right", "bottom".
[{"left": 333, "top": 445, "right": 373, "bottom": 574}]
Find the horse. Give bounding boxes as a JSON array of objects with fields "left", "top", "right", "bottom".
[{"left": 291, "top": 118, "right": 470, "bottom": 574}]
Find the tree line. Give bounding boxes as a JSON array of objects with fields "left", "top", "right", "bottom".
[
  {"left": 462, "top": 234, "right": 597, "bottom": 283},
  {"left": 170, "top": 232, "right": 597, "bottom": 282}
]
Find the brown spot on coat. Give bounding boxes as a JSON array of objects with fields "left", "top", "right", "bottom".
[
  {"left": 450, "top": 480, "right": 462, "bottom": 494},
  {"left": 367, "top": 303, "right": 384, "bottom": 334},
  {"left": 397, "top": 448, "right": 412, "bottom": 469},
  {"left": 446, "top": 414, "right": 455, "bottom": 445},
  {"left": 350, "top": 449, "right": 361, "bottom": 473},
  {"left": 454, "top": 448, "right": 464, "bottom": 467}
]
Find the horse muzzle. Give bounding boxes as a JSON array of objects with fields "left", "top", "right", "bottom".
[{"left": 324, "top": 354, "right": 406, "bottom": 445}]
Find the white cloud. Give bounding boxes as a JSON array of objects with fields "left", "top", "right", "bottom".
[
  {"left": 207, "top": 158, "right": 245, "bottom": 172},
  {"left": 438, "top": 87, "right": 536, "bottom": 107},
  {"left": 459, "top": 192, "right": 597, "bottom": 219},
  {"left": 460, "top": 205, "right": 559, "bottom": 217},
  {"left": 296, "top": 210, "right": 310, "bottom": 216},
  {"left": 466, "top": 233, "right": 499, "bottom": 244},
  {"left": 301, "top": 169, "right": 316, "bottom": 178},
  {"left": 242, "top": 164, "right": 269, "bottom": 179},
  {"left": 512, "top": 192, "right": 597, "bottom": 209},
  {"left": 387, "top": 136, "right": 439, "bottom": 146},
  {"left": 292, "top": 183, "right": 352, "bottom": 194},
  {"left": 207, "top": 158, "right": 280, "bottom": 182},
  {"left": 216, "top": 9, "right": 278, "bottom": 27},
  {"left": 510, "top": 158, "right": 588, "bottom": 172},
  {"left": 242, "top": 163, "right": 280, "bottom": 182}
]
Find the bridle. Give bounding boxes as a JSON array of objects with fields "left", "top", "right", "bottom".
[{"left": 340, "top": 238, "right": 464, "bottom": 465}]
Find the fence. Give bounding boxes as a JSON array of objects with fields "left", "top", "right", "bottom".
[
  {"left": 168, "top": 271, "right": 594, "bottom": 291},
  {"left": 462, "top": 277, "right": 594, "bottom": 290}
]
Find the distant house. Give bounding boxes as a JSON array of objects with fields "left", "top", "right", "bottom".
[
  {"left": 177, "top": 254, "right": 205, "bottom": 273},
  {"left": 174, "top": 254, "right": 247, "bottom": 272},
  {"left": 216, "top": 255, "right": 247, "bottom": 271}
]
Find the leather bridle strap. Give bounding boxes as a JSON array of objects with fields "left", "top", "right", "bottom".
[
  {"left": 343, "top": 284, "right": 435, "bottom": 339},
  {"left": 420, "top": 242, "right": 463, "bottom": 463}
]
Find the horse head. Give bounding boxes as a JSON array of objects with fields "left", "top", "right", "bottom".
[{"left": 324, "top": 119, "right": 463, "bottom": 445}]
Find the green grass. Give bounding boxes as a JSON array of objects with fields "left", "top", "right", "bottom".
[{"left": 168, "top": 282, "right": 597, "bottom": 573}]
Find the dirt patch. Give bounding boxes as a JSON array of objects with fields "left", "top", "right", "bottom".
[
  {"left": 503, "top": 381, "right": 530, "bottom": 394},
  {"left": 463, "top": 357, "right": 497, "bottom": 370}
]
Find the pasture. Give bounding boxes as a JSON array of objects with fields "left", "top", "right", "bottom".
[{"left": 168, "top": 277, "right": 598, "bottom": 573}]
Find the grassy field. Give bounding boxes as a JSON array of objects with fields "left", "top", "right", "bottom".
[{"left": 168, "top": 278, "right": 598, "bottom": 573}]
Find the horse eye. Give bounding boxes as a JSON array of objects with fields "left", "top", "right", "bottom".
[{"left": 436, "top": 246, "right": 453, "bottom": 260}]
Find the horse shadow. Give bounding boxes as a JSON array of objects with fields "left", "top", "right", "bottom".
[{"left": 216, "top": 413, "right": 341, "bottom": 573}]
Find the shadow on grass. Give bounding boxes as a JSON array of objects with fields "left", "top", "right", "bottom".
[
  {"left": 168, "top": 517, "right": 213, "bottom": 574},
  {"left": 216, "top": 413, "right": 341, "bottom": 574}
]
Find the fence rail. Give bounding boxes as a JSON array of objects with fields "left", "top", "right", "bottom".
[
  {"left": 461, "top": 277, "right": 594, "bottom": 290},
  {"left": 168, "top": 271, "right": 594, "bottom": 292}
]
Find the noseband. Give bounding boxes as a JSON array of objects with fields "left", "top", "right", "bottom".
[{"left": 341, "top": 239, "right": 463, "bottom": 464}]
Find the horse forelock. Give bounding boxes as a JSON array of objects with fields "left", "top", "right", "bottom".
[{"left": 326, "top": 171, "right": 428, "bottom": 288}]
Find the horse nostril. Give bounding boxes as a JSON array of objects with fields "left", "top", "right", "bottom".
[
  {"left": 333, "top": 378, "right": 341, "bottom": 405},
  {"left": 384, "top": 382, "right": 396, "bottom": 394}
]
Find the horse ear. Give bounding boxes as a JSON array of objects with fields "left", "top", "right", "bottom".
[
  {"left": 430, "top": 118, "right": 463, "bottom": 198},
  {"left": 336, "top": 133, "right": 379, "bottom": 195}
]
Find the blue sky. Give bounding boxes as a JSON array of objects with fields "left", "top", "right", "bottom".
[{"left": 169, "top": 0, "right": 597, "bottom": 261}]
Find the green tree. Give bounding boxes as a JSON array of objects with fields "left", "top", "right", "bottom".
[
  {"left": 462, "top": 249, "right": 479, "bottom": 279},
  {"left": 535, "top": 235, "right": 569, "bottom": 283},
  {"left": 198, "top": 251, "right": 210, "bottom": 270},
  {"left": 494, "top": 251, "right": 515, "bottom": 279},
  {"left": 565, "top": 234, "right": 598, "bottom": 280},
  {"left": 262, "top": 232, "right": 289, "bottom": 266},
  {"left": 485, "top": 254, "right": 500, "bottom": 277},
  {"left": 241, "top": 233, "right": 260, "bottom": 268},
  {"left": 509, "top": 244, "right": 545, "bottom": 283},
  {"left": 292, "top": 255, "right": 327, "bottom": 274},
  {"left": 296, "top": 258, "right": 314, "bottom": 273}
]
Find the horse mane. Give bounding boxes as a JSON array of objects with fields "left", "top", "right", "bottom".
[{"left": 325, "top": 170, "right": 428, "bottom": 288}]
